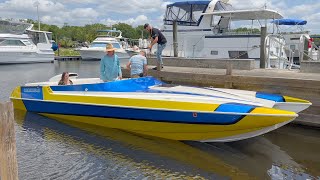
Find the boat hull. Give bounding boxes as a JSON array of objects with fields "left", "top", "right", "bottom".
[
  {"left": 79, "top": 48, "right": 129, "bottom": 66},
  {"left": 10, "top": 78, "right": 300, "bottom": 142},
  {"left": 0, "top": 51, "right": 54, "bottom": 64},
  {"left": 39, "top": 113, "right": 295, "bottom": 142},
  {"left": 11, "top": 92, "right": 297, "bottom": 142}
]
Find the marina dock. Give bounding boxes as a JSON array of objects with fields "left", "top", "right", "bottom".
[
  {"left": 54, "top": 56, "right": 82, "bottom": 61},
  {"left": 122, "top": 64, "right": 320, "bottom": 127}
]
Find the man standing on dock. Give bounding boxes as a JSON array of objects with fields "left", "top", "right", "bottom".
[{"left": 144, "top": 23, "right": 167, "bottom": 70}]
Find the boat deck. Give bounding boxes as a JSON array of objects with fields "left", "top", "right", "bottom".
[{"left": 122, "top": 66, "right": 320, "bottom": 127}]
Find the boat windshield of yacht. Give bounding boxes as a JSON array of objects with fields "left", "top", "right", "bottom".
[
  {"left": 164, "top": 1, "right": 235, "bottom": 26},
  {"left": 27, "top": 30, "right": 52, "bottom": 45},
  {"left": 0, "top": 20, "right": 32, "bottom": 34}
]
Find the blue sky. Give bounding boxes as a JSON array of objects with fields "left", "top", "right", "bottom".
[{"left": 0, "top": 0, "right": 319, "bottom": 33}]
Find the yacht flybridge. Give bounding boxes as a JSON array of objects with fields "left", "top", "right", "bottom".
[
  {"left": 0, "top": 20, "right": 54, "bottom": 64},
  {"left": 161, "top": 0, "right": 287, "bottom": 64}
]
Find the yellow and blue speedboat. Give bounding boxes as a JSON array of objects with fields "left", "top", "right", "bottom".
[{"left": 10, "top": 77, "right": 299, "bottom": 142}]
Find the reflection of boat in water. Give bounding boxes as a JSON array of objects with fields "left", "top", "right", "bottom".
[
  {"left": 265, "top": 126, "right": 320, "bottom": 178},
  {"left": 10, "top": 76, "right": 310, "bottom": 142},
  {"left": 0, "top": 20, "right": 55, "bottom": 64},
  {"left": 188, "top": 133, "right": 318, "bottom": 179},
  {"left": 15, "top": 110, "right": 253, "bottom": 179}
]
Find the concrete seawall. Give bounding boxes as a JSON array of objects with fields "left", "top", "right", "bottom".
[
  {"left": 147, "top": 57, "right": 256, "bottom": 70},
  {"left": 122, "top": 67, "right": 320, "bottom": 127}
]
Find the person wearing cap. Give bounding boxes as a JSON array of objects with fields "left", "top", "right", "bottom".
[
  {"left": 126, "top": 50, "right": 148, "bottom": 78},
  {"left": 144, "top": 23, "right": 167, "bottom": 70},
  {"left": 100, "top": 43, "right": 122, "bottom": 82}
]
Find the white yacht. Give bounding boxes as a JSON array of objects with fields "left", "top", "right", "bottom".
[
  {"left": 0, "top": 20, "right": 54, "bottom": 64},
  {"left": 161, "top": 0, "right": 287, "bottom": 65},
  {"left": 78, "top": 30, "right": 130, "bottom": 64}
]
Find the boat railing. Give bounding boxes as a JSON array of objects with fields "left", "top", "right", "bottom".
[
  {"left": 168, "top": 42, "right": 185, "bottom": 57},
  {"left": 265, "top": 34, "right": 295, "bottom": 69},
  {"left": 299, "top": 34, "right": 320, "bottom": 62}
]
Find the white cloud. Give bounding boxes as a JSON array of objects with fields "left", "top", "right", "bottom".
[
  {"left": 97, "top": 0, "right": 167, "bottom": 14},
  {"left": 101, "top": 15, "right": 148, "bottom": 27},
  {"left": 0, "top": 0, "right": 319, "bottom": 34}
]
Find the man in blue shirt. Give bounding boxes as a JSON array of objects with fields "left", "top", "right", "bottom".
[
  {"left": 100, "top": 44, "right": 122, "bottom": 82},
  {"left": 126, "top": 51, "right": 148, "bottom": 78}
]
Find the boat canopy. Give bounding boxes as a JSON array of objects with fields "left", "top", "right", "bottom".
[
  {"left": 271, "top": 19, "right": 307, "bottom": 25},
  {"left": 202, "top": 9, "right": 283, "bottom": 20},
  {"left": 164, "top": 1, "right": 211, "bottom": 26}
]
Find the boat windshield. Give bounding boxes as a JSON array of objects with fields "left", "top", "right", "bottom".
[
  {"left": 164, "top": 1, "right": 210, "bottom": 26},
  {"left": 90, "top": 42, "right": 121, "bottom": 49},
  {"left": 0, "top": 20, "right": 32, "bottom": 34},
  {"left": 28, "top": 31, "right": 48, "bottom": 44},
  {"left": 46, "top": 32, "right": 52, "bottom": 41},
  {"left": 214, "top": 1, "right": 233, "bottom": 11}
]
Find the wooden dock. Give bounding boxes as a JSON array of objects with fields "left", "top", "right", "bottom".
[{"left": 122, "top": 66, "right": 320, "bottom": 127}]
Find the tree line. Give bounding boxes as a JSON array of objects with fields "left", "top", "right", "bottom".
[
  {"left": 27, "top": 19, "right": 149, "bottom": 48},
  {"left": 26, "top": 19, "right": 320, "bottom": 48}
]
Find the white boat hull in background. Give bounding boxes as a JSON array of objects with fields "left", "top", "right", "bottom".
[
  {"left": 0, "top": 51, "right": 54, "bottom": 64},
  {"left": 79, "top": 48, "right": 130, "bottom": 66}
]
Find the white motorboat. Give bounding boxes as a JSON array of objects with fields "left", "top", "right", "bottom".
[
  {"left": 78, "top": 30, "right": 130, "bottom": 64},
  {"left": 0, "top": 20, "right": 54, "bottom": 64}
]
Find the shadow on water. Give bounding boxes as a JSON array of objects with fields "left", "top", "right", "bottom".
[{"left": 14, "top": 110, "right": 320, "bottom": 180}]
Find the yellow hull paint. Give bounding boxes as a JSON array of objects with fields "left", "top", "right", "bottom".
[
  {"left": 11, "top": 99, "right": 26, "bottom": 111},
  {"left": 41, "top": 112, "right": 295, "bottom": 141},
  {"left": 283, "top": 96, "right": 311, "bottom": 103}
]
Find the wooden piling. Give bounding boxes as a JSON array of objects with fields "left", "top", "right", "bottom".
[
  {"left": 226, "top": 60, "right": 233, "bottom": 75},
  {"left": 260, "top": 26, "right": 267, "bottom": 68},
  {"left": 225, "top": 60, "right": 233, "bottom": 88},
  {"left": 173, "top": 20, "right": 178, "bottom": 57},
  {"left": 0, "top": 102, "right": 19, "bottom": 180}
]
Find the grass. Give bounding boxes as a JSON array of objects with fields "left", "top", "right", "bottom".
[{"left": 55, "top": 48, "right": 80, "bottom": 57}]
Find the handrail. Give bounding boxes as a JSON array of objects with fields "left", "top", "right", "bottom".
[
  {"left": 264, "top": 34, "right": 294, "bottom": 69},
  {"left": 299, "top": 34, "right": 320, "bottom": 61}
]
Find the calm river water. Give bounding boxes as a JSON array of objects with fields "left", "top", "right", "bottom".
[{"left": 0, "top": 61, "right": 319, "bottom": 179}]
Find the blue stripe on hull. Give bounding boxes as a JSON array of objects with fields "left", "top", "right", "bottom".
[
  {"left": 22, "top": 100, "right": 251, "bottom": 125},
  {"left": 256, "top": 92, "right": 285, "bottom": 102}
]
